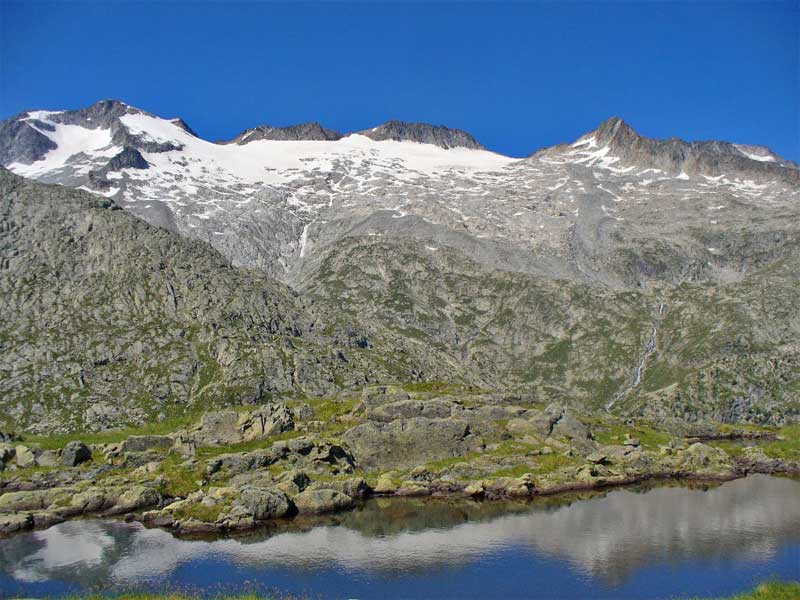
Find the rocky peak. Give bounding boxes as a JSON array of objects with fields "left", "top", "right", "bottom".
[
  {"left": 49, "top": 99, "right": 137, "bottom": 129},
  {"left": 225, "top": 122, "right": 343, "bottom": 144},
  {"left": 170, "top": 117, "right": 198, "bottom": 137},
  {"left": 593, "top": 116, "right": 641, "bottom": 150},
  {"left": 571, "top": 116, "right": 799, "bottom": 182},
  {"left": 356, "top": 120, "right": 485, "bottom": 150}
]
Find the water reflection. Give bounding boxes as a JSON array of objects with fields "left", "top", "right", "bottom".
[{"left": 1, "top": 475, "right": 799, "bottom": 593}]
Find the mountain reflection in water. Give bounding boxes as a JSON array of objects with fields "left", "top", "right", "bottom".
[{"left": 1, "top": 474, "right": 799, "bottom": 598}]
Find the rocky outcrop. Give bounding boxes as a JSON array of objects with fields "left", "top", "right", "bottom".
[
  {"left": 224, "top": 122, "right": 343, "bottom": 144},
  {"left": 343, "top": 417, "right": 484, "bottom": 470},
  {"left": 356, "top": 120, "right": 485, "bottom": 150},
  {"left": 107, "top": 146, "right": 148, "bottom": 170},
  {"left": 182, "top": 404, "right": 294, "bottom": 446}
]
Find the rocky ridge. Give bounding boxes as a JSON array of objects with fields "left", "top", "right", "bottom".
[{"left": 1, "top": 387, "right": 797, "bottom": 537}]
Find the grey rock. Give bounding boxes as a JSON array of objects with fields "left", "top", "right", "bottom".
[
  {"left": 62, "top": 441, "right": 92, "bottom": 467},
  {"left": 236, "top": 486, "right": 292, "bottom": 520},
  {"left": 293, "top": 489, "right": 354, "bottom": 514},
  {"left": 343, "top": 418, "right": 484, "bottom": 470},
  {"left": 224, "top": 122, "right": 343, "bottom": 144},
  {"left": 14, "top": 445, "right": 36, "bottom": 468},
  {"left": 357, "top": 120, "right": 484, "bottom": 150},
  {"left": 121, "top": 435, "right": 173, "bottom": 453}
]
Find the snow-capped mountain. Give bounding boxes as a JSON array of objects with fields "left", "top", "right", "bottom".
[{"left": 1, "top": 99, "right": 798, "bottom": 286}]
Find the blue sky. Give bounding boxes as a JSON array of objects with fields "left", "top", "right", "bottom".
[{"left": 1, "top": 1, "right": 797, "bottom": 159}]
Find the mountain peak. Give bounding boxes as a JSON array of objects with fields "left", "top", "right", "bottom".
[
  {"left": 593, "top": 116, "right": 639, "bottom": 148},
  {"left": 356, "top": 120, "right": 484, "bottom": 150},
  {"left": 224, "top": 121, "right": 343, "bottom": 144}
]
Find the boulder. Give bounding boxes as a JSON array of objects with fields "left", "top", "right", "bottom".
[
  {"left": 14, "top": 445, "right": 36, "bottom": 468},
  {"left": 367, "top": 399, "right": 456, "bottom": 422},
  {"left": 587, "top": 451, "right": 609, "bottom": 464},
  {"left": 187, "top": 405, "right": 294, "bottom": 446},
  {"left": 552, "top": 414, "right": 591, "bottom": 441},
  {"left": 309, "top": 477, "right": 370, "bottom": 499},
  {"left": 109, "top": 486, "right": 161, "bottom": 514},
  {"left": 343, "top": 417, "right": 483, "bottom": 470},
  {"left": 275, "top": 470, "right": 311, "bottom": 495},
  {"left": 676, "top": 443, "right": 734, "bottom": 476},
  {"left": 0, "top": 512, "right": 33, "bottom": 535},
  {"left": 0, "top": 444, "right": 15, "bottom": 464},
  {"left": 237, "top": 486, "right": 292, "bottom": 520},
  {"left": 239, "top": 404, "right": 294, "bottom": 441},
  {"left": 293, "top": 489, "right": 354, "bottom": 514},
  {"left": 374, "top": 473, "right": 399, "bottom": 494},
  {"left": 464, "top": 481, "right": 486, "bottom": 497},
  {"left": 121, "top": 435, "right": 173, "bottom": 453},
  {"left": 62, "top": 441, "right": 92, "bottom": 467},
  {"left": 36, "top": 450, "right": 61, "bottom": 467},
  {"left": 189, "top": 411, "right": 241, "bottom": 445}
]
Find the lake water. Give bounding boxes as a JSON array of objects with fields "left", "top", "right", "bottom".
[{"left": 1, "top": 474, "right": 798, "bottom": 599}]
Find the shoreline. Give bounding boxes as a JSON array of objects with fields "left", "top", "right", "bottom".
[
  {"left": 147, "top": 460, "right": 799, "bottom": 537},
  {"left": 2, "top": 400, "right": 799, "bottom": 540}
]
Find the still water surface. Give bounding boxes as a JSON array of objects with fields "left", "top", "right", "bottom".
[{"left": 1, "top": 474, "right": 798, "bottom": 599}]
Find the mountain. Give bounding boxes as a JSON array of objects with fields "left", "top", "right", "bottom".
[
  {"left": 222, "top": 122, "right": 343, "bottom": 144},
  {"left": 1, "top": 100, "right": 799, "bottom": 433},
  {"left": 355, "top": 120, "right": 485, "bottom": 149}
]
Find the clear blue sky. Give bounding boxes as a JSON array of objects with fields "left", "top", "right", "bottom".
[{"left": 1, "top": 1, "right": 797, "bottom": 159}]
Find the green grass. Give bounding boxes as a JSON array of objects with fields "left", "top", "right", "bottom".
[
  {"left": 169, "top": 500, "right": 227, "bottom": 523},
  {"left": 158, "top": 455, "right": 205, "bottom": 498},
  {"left": 593, "top": 420, "right": 671, "bottom": 450},
  {"left": 25, "top": 412, "right": 205, "bottom": 450},
  {"left": 762, "top": 424, "right": 800, "bottom": 460},
  {"left": 400, "top": 381, "right": 487, "bottom": 395},
  {"left": 195, "top": 429, "right": 303, "bottom": 460},
  {"left": 694, "top": 581, "right": 800, "bottom": 599}
]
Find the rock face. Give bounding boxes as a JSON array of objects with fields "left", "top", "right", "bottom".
[
  {"left": 106, "top": 146, "right": 148, "bottom": 170},
  {"left": 356, "top": 120, "right": 485, "bottom": 149},
  {"left": 343, "top": 418, "right": 484, "bottom": 470},
  {"left": 0, "top": 169, "right": 464, "bottom": 433},
  {"left": 225, "top": 122, "right": 343, "bottom": 144}
]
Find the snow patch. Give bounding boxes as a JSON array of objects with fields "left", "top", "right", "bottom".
[{"left": 734, "top": 145, "right": 776, "bottom": 162}]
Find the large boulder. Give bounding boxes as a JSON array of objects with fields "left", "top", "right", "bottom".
[
  {"left": 0, "top": 513, "right": 33, "bottom": 535},
  {"left": 552, "top": 413, "right": 591, "bottom": 441},
  {"left": 108, "top": 485, "right": 161, "bottom": 514},
  {"left": 367, "top": 399, "right": 457, "bottom": 422},
  {"left": 293, "top": 489, "right": 354, "bottom": 515},
  {"left": 121, "top": 435, "right": 173, "bottom": 453},
  {"left": 186, "top": 404, "right": 294, "bottom": 446},
  {"left": 675, "top": 443, "right": 735, "bottom": 476},
  {"left": 343, "top": 418, "right": 483, "bottom": 470},
  {"left": 14, "top": 445, "right": 36, "bottom": 468},
  {"left": 62, "top": 441, "right": 92, "bottom": 467},
  {"left": 239, "top": 404, "right": 294, "bottom": 441},
  {"left": 236, "top": 486, "right": 292, "bottom": 520}
]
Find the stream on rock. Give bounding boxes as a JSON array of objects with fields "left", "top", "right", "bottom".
[{"left": 1, "top": 474, "right": 798, "bottom": 599}]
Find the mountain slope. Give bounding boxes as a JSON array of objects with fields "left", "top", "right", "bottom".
[
  {"left": 0, "top": 168, "right": 476, "bottom": 433},
  {"left": 1, "top": 101, "right": 799, "bottom": 433}
]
